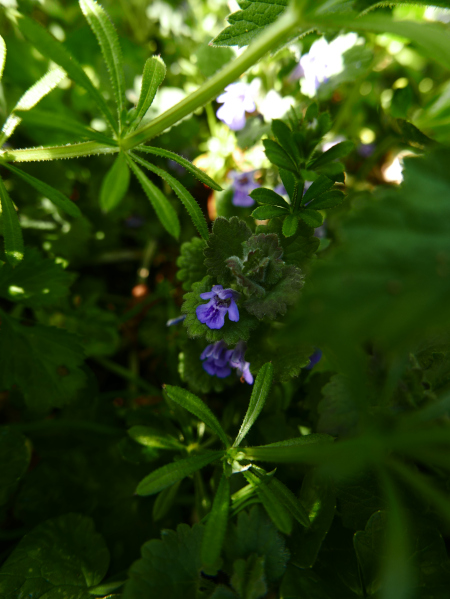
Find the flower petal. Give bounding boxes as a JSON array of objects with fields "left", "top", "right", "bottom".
[
  {"left": 200, "top": 291, "right": 216, "bottom": 300},
  {"left": 227, "top": 300, "right": 239, "bottom": 322}
]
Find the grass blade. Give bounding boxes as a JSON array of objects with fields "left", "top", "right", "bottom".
[
  {"left": 0, "top": 176, "right": 24, "bottom": 266},
  {"left": 14, "top": 11, "right": 117, "bottom": 133},
  {"left": 135, "top": 145, "right": 222, "bottom": 190},
  {"left": 234, "top": 362, "right": 273, "bottom": 448},
  {"left": 164, "top": 384, "right": 230, "bottom": 448},
  {"left": 136, "top": 450, "right": 224, "bottom": 496},
  {"left": 0, "top": 67, "right": 66, "bottom": 146},
  {"left": 126, "top": 155, "right": 180, "bottom": 239},
  {"left": 79, "top": 0, "right": 125, "bottom": 119},
  {"left": 201, "top": 472, "right": 230, "bottom": 571},
  {"left": 131, "top": 153, "right": 209, "bottom": 240},
  {"left": 133, "top": 57, "right": 166, "bottom": 126},
  {"left": 3, "top": 163, "right": 82, "bottom": 219}
]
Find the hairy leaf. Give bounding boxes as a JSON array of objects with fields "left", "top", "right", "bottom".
[
  {"left": 134, "top": 56, "right": 166, "bottom": 125},
  {"left": 100, "top": 152, "right": 130, "bottom": 212},
  {"left": 234, "top": 362, "right": 273, "bottom": 447},
  {"left": 136, "top": 451, "right": 224, "bottom": 496},
  {"left": 176, "top": 237, "right": 208, "bottom": 292},
  {"left": 4, "top": 162, "right": 82, "bottom": 218},
  {"left": 0, "top": 311, "right": 86, "bottom": 411},
  {"left": 164, "top": 384, "right": 230, "bottom": 447},
  {"left": 307, "top": 190, "right": 345, "bottom": 210},
  {"left": 202, "top": 473, "right": 230, "bottom": 570},
  {"left": 0, "top": 247, "right": 75, "bottom": 307},
  {"left": 263, "top": 139, "right": 297, "bottom": 173},
  {"left": 132, "top": 153, "right": 209, "bottom": 240},
  {"left": 298, "top": 208, "right": 323, "bottom": 228},
  {"left": 0, "top": 513, "right": 109, "bottom": 599},
  {"left": 135, "top": 145, "right": 222, "bottom": 191},
  {"left": 123, "top": 523, "right": 204, "bottom": 599},
  {"left": 204, "top": 217, "right": 252, "bottom": 286},
  {"left": 127, "top": 156, "right": 180, "bottom": 239},
  {"left": 14, "top": 12, "right": 117, "bottom": 131},
  {"left": 250, "top": 188, "right": 290, "bottom": 208}
]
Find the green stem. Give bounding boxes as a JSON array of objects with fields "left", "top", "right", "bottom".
[
  {"left": 94, "top": 357, "right": 160, "bottom": 395},
  {"left": 121, "top": 6, "right": 302, "bottom": 150},
  {"left": 0, "top": 141, "right": 118, "bottom": 163}
]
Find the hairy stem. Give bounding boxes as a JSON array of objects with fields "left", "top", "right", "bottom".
[{"left": 121, "top": 6, "right": 302, "bottom": 150}]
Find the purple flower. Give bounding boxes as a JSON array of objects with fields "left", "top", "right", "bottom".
[
  {"left": 196, "top": 285, "right": 240, "bottom": 329},
  {"left": 229, "top": 170, "right": 260, "bottom": 207},
  {"left": 305, "top": 349, "right": 322, "bottom": 370},
  {"left": 229, "top": 341, "right": 253, "bottom": 385},
  {"left": 166, "top": 315, "right": 186, "bottom": 326},
  {"left": 201, "top": 341, "right": 233, "bottom": 378},
  {"left": 357, "top": 143, "right": 376, "bottom": 158},
  {"left": 216, "top": 82, "right": 256, "bottom": 131}
]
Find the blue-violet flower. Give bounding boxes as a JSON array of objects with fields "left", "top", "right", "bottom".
[
  {"left": 229, "top": 340, "right": 254, "bottom": 384},
  {"left": 196, "top": 285, "right": 240, "bottom": 329},
  {"left": 200, "top": 341, "right": 233, "bottom": 378},
  {"left": 216, "top": 82, "right": 256, "bottom": 131},
  {"left": 229, "top": 170, "right": 259, "bottom": 207},
  {"left": 305, "top": 349, "right": 322, "bottom": 370}
]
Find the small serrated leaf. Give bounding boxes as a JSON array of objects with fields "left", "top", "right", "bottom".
[
  {"left": 309, "top": 141, "right": 354, "bottom": 169},
  {"left": 79, "top": 0, "right": 125, "bottom": 117},
  {"left": 127, "top": 156, "right": 180, "bottom": 239},
  {"left": 307, "top": 190, "right": 345, "bottom": 210},
  {"left": 301, "top": 175, "right": 334, "bottom": 205},
  {"left": 263, "top": 139, "right": 297, "bottom": 173},
  {"left": 136, "top": 451, "right": 224, "bottom": 496},
  {"left": 272, "top": 119, "right": 300, "bottom": 162},
  {"left": 176, "top": 237, "right": 208, "bottom": 292},
  {"left": 252, "top": 205, "right": 290, "bottom": 219},
  {"left": 100, "top": 152, "right": 130, "bottom": 212},
  {"left": 0, "top": 175, "right": 24, "bottom": 266},
  {"left": 298, "top": 209, "right": 323, "bottom": 228}
]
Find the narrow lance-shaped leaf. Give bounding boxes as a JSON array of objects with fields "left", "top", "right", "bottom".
[
  {"left": 252, "top": 205, "right": 290, "bottom": 219},
  {"left": 128, "top": 426, "right": 185, "bottom": 450},
  {"left": 0, "top": 35, "right": 6, "bottom": 82},
  {"left": 14, "top": 11, "right": 117, "bottom": 132},
  {"left": 100, "top": 152, "right": 130, "bottom": 212},
  {"left": 241, "top": 434, "right": 334, "bottom": 464},
  {"left": 126, "top": 156, "right": 180, "bottom": 239},
  {"left": 272, "top": 119, "right": 300, "bottom": 163},
  {"left": 135, "top": 145, "right": 222, "bottom": 191},
  {"left": 136, "top": 450, "right": 224, "bottom": 496},
  {"left": 263, "top": 139, "right": 297, "bottom": 173},
  {"left": 131, "top": 153, "right": 209, "bottom": 240},
  {"left": 15, "top": 108, "right": 116, "bottom": 145},
  {"left": 3, "top": 163, "right": 82, "bottom": 219},
  {"left": 0, "top": 175, "right": 24, "bottom": 266},
  {"left": 307, "top": 190, "right": 345, "bottom": 210},
  {"left": 164, "top": 384, "right": 230, "bottom": 448},
  {"left": 79, "top": 0, "right": 125, "bottom": 118},
  {"left": 234, "top": 362, "right": 273, "bottom": 447},
  {"left": 201, "top": 472, "right": 230, "bottom": 570},
  {"left": 133, "top": 56, "right": 166, "bottom": 125},
  {"left": 298, "top": 209, "right": 323, "bottom": 228},
  {"left": 244, "top": 469, "right": 293, "bottom": 535},
  {"left": 269, "top": 476, "right": 310, "bottom": 528},
  {"left": 0, "top": 67, "right": 66, "bottom": 146}
]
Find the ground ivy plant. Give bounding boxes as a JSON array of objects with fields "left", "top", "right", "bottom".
[{"left": 1, "top": 0, "right": 450, "bottom": 598}]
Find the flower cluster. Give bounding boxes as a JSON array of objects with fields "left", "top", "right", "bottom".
[
  {"left": 201, "top": 340, "right": 253, "bottom": 384},
  {"left": 196, "top": 285, "right": 240, "bottom": 329}
]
